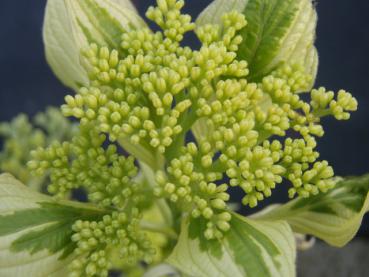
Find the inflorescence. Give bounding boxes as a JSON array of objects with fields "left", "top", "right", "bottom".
[
  {"left": 26, "top": 0, "right": 357, "bottom": 274},
  {"left": 0, "top": 107, "right": 77, "bottom": 190}
]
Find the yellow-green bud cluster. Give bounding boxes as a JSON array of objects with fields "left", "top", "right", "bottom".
[
  {"left": 28, "top": 123, "right": 155, "bottom": 273},
  {"left": 311, "top": 87, "right": 358, "bottom": 120},
  {"left": 70, "top": 209, "right": 154, "bottom": 277},
  {"left": 226, "top": 141, "right": 285, "bottom": 207},
  {"left": 197, "top": 11, "right": 247, "bottom": 52},
  {"left": 0, "top": 108, "right": 77, "bottom": 189},
  {"left": 56, "top": 0, "right": 357, "bottom": 241},
  {"left": 121, "top": 28, "right": 164, "bottom": 56},
  {"left": 261, "top": 76, "right": 323, "bottom": 138},
  {"left": 62, "top": 0, "right": 250, "bottom": 158},
  {"left": 0, "top": 115, "right": 44, "bottom": 185},
  {"left": 28, "top": 124, "right": 146, "bottom": 209},
  {"left": 272, "top": 63, "right": 313, "bottom": 93},
  {"left": 63, "top": 44, "right": 193, "bottom": 154},
  {"left": 156, "top": 142, "right": 231, "bottom": 239},
  {"left": 146, "top": 0, "right": 195, "bottom": 42},
  {"left": 29, "top": 0, "right": 357, "bottom": 254},
  {"left": 280, "top": 137, "right": 335, "bottom": 198}
]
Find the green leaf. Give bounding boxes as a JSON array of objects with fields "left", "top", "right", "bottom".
[
  {"left": 43, "top": 0, "right": 89, "bottom": 90},
  {"left": 43, "top": 0, "right": 145, "bottom": 90},
  {"left": 196, "top": 0, "right": 249, "bottom": 27},
  {"left": 167, "top": 213, "right": 296, "bottom": 277},
  {"left": 65, "top": 0, "right": 146, "bottom": 49},
  {"left": 196, "top": 0, "right": 318, "bottom": 85},
  {"left": 253, "top": 175, "right": 369, "bottom": 247},
  {"left": 0, "top": 173, "right": 105, "bottom": 276},
  {"left": 11, "top": 220, "right": 73, "bottom": 255},
  {"left": 111, "top": 0, "right": 138, "bottom": 13}
]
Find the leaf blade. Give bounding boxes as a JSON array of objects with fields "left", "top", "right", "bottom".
[
  {"left": 254, "top": 175, "right": 369, "bottom": 247},
  {"left": 167, "top": 214, "right": 296, "bottom": 277},
  {"left": 43, "top": 0, "right": 89, "bottom": 90},
  {"left": 0, "top": 174, "right": 105, "bottom": 276},
  {"left": 196, "top": 0, "right": 318, "bottom": 85},
  {"left": 43, "top": 0, "right": 145, "bottom": 90}
]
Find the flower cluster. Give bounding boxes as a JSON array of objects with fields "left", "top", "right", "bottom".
[
  {"left": 29, "top": 124, "right": 145, "bottom": 205},
  {"left": 27, "top": 0, "right": 357, "bottom": 273},
  {"left": 0, "top": 107, "right": 77, "bottom": 190},
  {"left": 70, "top": 209, "right": 154, "bottom": 277},
  {"left": 28, "top": 123, "right": 155, "bottom": 273}
]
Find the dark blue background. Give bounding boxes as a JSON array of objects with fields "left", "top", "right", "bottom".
[{"left": 0, "top": 1, "right": 368, "bottom": 233}]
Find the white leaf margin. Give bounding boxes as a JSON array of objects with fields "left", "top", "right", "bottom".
[
  {"left": 43, "top": 0, "right": 89, "bottom": 90},
  {"left": 43, "top": 0, "right": 145, "bottom": 91},
  {"left": 196, "top": 0, "right": 248, "bottom": 27},
  {"left": 167, "top": 215, "right": 296, "bottom": 277},
  {"left": 252, "top": 176, "right": 369, "bottom": 247},
  {"left": 0, "top": 173, "right": 75, "bottom": 277},
  {"left": 196, "top": 0, "right": 318, "bottom": 87}
]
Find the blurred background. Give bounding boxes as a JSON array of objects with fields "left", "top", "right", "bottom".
[{"left": 0, "top": 1, "right": 368, "bottom": 276}]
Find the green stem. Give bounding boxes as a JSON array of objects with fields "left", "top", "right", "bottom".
[
  {"left": 139, "top": 162, "right": 173, "bottom": 226},
  {"left": 313, "top": 108, "right": 331, "bottom": 118},
  {"left": 156, "top": 198, "right": 173, "bottom": 227}
]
